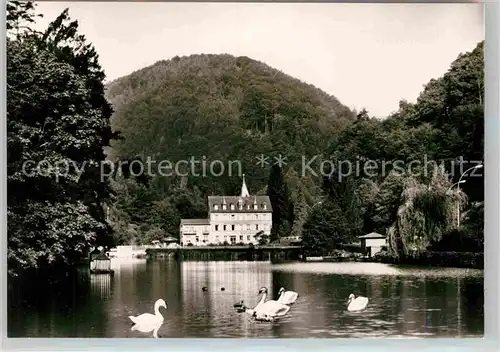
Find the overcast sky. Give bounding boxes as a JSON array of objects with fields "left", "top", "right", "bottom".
[{"left": 34, "top": 2, "right": 484, "bottom": 118}]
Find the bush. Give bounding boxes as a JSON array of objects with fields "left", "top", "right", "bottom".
[
  {"left": 416, "top": 251, "right": 483, "bottom": 269},
  {"left": 430, "top": 228, "right": 483, "bottom": 253},
  {"left": 258, "top": 235, "right": 270, "bottom": 245},
  {"left": 371, "top": 250, "right": 483, "bottom": 269},
  {"left": 340, "top": 243, "right": 365, "bottom": 254}
]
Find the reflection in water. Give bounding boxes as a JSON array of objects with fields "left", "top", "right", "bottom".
[
  {"left": 8, "top": 260, "right": 484, "bottom": 338},
  {"left": 90, "top": 274, "right": 112, "bottom": 298},
  {"left": 130, "top": 321, "right": 163, "bottom": 339},
  {"left": 181, "top": 261, "right": 273, "bottom": 337}
]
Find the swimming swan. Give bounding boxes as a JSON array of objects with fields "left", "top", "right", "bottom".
[
  {"left": 243, "top": 288, "right": 266, "bottom": 316},
  {"left": 254, "top": 287, "right": 290, "bottom": 318},
  {"left": 347, "top": 294, "right": 369, "bottom": 312},
  {"left": 128, "top": 299, "right": 167, "bottom": 326},
  {"left": 277, "top": 287, "right": 298, "bottom": 305}
]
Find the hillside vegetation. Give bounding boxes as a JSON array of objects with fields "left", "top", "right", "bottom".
[
  {"left": 106, "top": 54, "right": 356, "bottom": 194},
  {"left": 105, "top": 43, "right": 484, "bottom": 253},
  {"left": 302, "top": 42, "right": 484, "bottom": 258},
  {"left": 6, "top": 1, "right": 484, "bottom": 278},
  {"left": 104, "top": 54, "right": 357, "bottom": 243}
]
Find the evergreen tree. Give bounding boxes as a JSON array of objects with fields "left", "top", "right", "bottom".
[
  {"left": 301, "top": 201, "right": 349, "bottom": 255},
  {"left": 267, "top": 164, "right": 294, "bottom": 241}
]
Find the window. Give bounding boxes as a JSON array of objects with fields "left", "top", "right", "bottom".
[
  {"left": 262, "top": 203, "right": 267, "bottom": 210},
  {"left": 239, "top": 204, "right": 243, "bottom": 210},
  {"left": 196, "top": 236, "right": 199, "bottom": 242},
  {"left": 230, "top": 204, "right": 235, "bottom": 210},
  {"left": 222, "top": 204, "right": 227, "bottom": 210},
  {"left": 247, "top": 235, "right": 251, "bottom": 241},
  {"left": 239, "top": 235, "right": 243, "bottom": 241},
  {"left": 230, "top": 236, "right": 236, "bottom": 244},
  {"left": 214, "top": 204, "right": 219, "bottom": 210},
  {"left": 231, "top": 214, "right": 235, "bottom": 219},
  {"left": 256, "top": 224, "right": 259, "bottom": 230},
  {"left": 246, "top": 204, "right": 250, "bottom": 210},
  {"left": 253, "top": 204, "right": 258, "bottom": 210},
  {"left": 223, "top": 225, "right": 227, "bottom": 231},
  {"left": 231, "top": 225, "right": 235, "bottom": 231},
  {"left": 215, "top": 225, "right": 219, "bottom": 231}
]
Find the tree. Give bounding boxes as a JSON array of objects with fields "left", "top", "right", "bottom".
[
  {"left": 387, "top": 166, "right": 467, "bottom": 259},
  {"left": 322, "top": 172, "right": 364, "bottom": 242},
  {"left": 7, "top": 2, "right": 117, "bottom": 276},
  {"left": 355, "top": 108, "right": 370, "bottom": 123},
  {"left": 301, "top": 201, "right": 350, "bottom": 255},
  {"left": 267, "top": 164, "right": 294, "bottom": 241},
  {"left": 289, "top": 187, "right": 309, "bottom": 238},
  {"left": 430, "top": 201, "right": 484, "bottom": 253}
]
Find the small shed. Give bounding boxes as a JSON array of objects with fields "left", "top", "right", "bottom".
[
  {"left": 163, "top": 236, "right": 178, "bottom": 245},
  {"left": 358, "top": 232, "right": 387, "bottom": 257},
  {"left": 90, "top": 252, "right": 112, "bottom": 274}
]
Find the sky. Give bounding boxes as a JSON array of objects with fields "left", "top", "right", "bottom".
[{"left": 33, "top": 2, "right": 484, "bottom": 118}]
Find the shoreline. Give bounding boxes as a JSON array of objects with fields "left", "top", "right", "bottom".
[{"left": 142, "top": 246, "right": 483, "bottom": 270}]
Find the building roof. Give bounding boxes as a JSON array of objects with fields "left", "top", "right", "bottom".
[
  {"left": 163, "top": 236, "right": 178, "bottom": 242},
  {"left": 241, "top": 174, "right": 250, "bottom": 198},
  {"left": 180, "top": 219, "right": 210, "bottom": 226},
  {"left": 358, "top": 232, "right": 386, "bottom": 239},
  {"left": 91, "top": 252, "right": 110, "bottom": 261},
  {"left": 208, "top": 195, "right": 272, "bottom": 213}
]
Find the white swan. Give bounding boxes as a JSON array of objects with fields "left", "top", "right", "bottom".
[
  {"left": 347, "top": 294, "right": 369, "bottom": 312},
  {"left": 277, "top": 287, "right": 298, "bottom": 305},
  {"left": 254, "top": 287, "right": 290, "bottom": 318},
  {"left": 128, "top": 299, "right": 167, "bottom": 326}
]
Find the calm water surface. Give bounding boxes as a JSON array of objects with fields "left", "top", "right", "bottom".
[{"left": 8, "top": 260, "right": 484, "bottom": 338}]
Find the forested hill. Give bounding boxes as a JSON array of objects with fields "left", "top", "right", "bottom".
[{"left": 105, "top": 54, "right": 356, "bottom": 196}]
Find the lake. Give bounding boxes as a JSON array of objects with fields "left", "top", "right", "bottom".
[{"left": 8, "top": 259, "right": 484, "bottom": 338}]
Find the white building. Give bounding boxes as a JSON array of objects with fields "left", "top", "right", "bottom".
[
  {"left": 179, "top": 219, "right": 211, "bottom": 246},
  {"left": 358, "top": 232, "right": 387, "bottom": 257},
  {"left": 180, "top": 175, "right": 273, "bottom": 246}
]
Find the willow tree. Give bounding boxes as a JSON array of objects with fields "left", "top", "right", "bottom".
[{"left": 387, "top": 166, "right": 467, "bottom": 259}]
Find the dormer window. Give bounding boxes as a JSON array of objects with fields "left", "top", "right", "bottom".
[
  {"left": 230, "top": 204, "right": 235, "bottom": 210},
  {"left": 262, "top": 203, "right": 267, "bottom": 210},
  {"left": 253, "top": 204, "right": 258, "bottom": 210},
  {"left": 238, "top": 204, "right": 243, "bottom": 210},
  {"left": 214, "top": 204, "right": 219, "bottom": 211},
  {"left": 222, "top": 204, "right": 227, "bottom": 210},
  {"left": 246, "top": 204, "right": 250, "bottom": 210}
]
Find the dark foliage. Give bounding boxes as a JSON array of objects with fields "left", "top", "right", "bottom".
[{"left": 7, "top": 2, "right": 117, "bottom": 276}]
